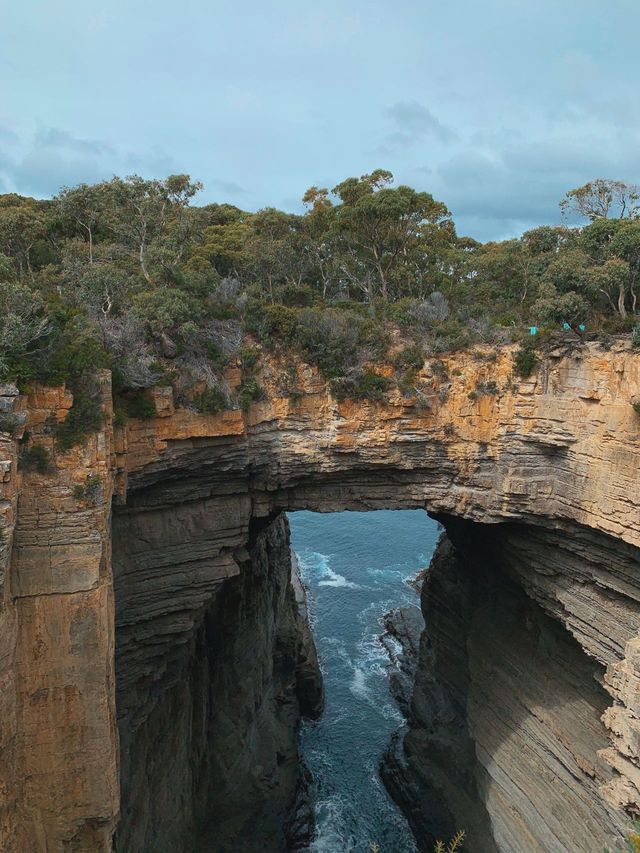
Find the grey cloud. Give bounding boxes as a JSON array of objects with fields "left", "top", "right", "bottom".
[
  {"left": 208, "top": 178, "right": 247, "bottom": 197},
  {"left": 386, "top": 100, "right": 456, "bottom": 145},
  {"left": 429, "top": 134, "right": 640, "bottom": 240},
  {"left": 36, "top": 127, "right": 114, "bottom": 157},
  {"left": 1, "top": 125, "right": 177, "bottom": 197}
]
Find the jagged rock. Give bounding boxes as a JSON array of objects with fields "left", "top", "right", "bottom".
[{"left": 381, "top": 605, "right": 424, "bottom": 717}]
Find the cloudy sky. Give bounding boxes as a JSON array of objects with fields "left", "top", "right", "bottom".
[{"left": 2, "top": 0, "right": 639, "bottom": 239}]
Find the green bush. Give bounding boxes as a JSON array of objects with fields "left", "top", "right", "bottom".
[
  {"left": 393, "top": 343, "right": 424, "bottom": 370},
  {"left": 56, "top": 389, "right": 105, "bottom": 450},
  {"left": 514, "top": 346, "right": 537, "bottom": 378},
  {"left": 239, "top": 345, "right": 260, "bottom": 373},
  {"left": 632, "top": 324, "right": 640, "bottom": 348},
  {"left": 295, "top": 308, "right": 359, "bottom": 378},
  {"left": 475, "top": 380, "right": 498, "bottom": 396},
  {"left": 20, "top": 443, "right": 50, "bottom": 474},
  {"left": 262, "top": 304, "right": 298, "bottom": 342},
  {"left": 0, "top": 411, "right": 24, "bottom": 435},
  {"left": 330, "top": 370, "right": 390, "bottom": 402},
  {"left": 73, "top": 474, "right": 102, "bottom": 503},
  {"left": 123, "top": 392, "right": 156, "bottom": 420},
  {"left": 278, "top": 283, "right": 313, "bottom": 307},
  {"left": 206, "top": 342, "right": 230, "bottom": 371},
  {"left": 238, "top": 379, "right": 265, "bottom": 411},
  {"left": 193, "top": 386, "right": 227, "bottom": 414},
  {"left": 398, "top": 368, "right": 418, "bottom": 396}
]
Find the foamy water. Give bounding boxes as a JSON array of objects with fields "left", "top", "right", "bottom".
[{"left": 289, "top": 509, "right": 440, "bottom": 853}]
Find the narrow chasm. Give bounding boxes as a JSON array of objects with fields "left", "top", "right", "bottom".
[
  {"left": 289, "top": 509, "right": 440, "bottom": 852},
  {"left": 110, "top": 478, "right": 636, "bottom": 853}
]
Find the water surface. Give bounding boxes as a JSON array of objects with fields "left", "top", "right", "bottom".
[{"left": 288, "top": 509, "right": 440, "bottom": 853}]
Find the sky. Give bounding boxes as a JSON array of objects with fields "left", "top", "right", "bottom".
[{"left": 2, "top": 0, "right": 640, "bottom": 240}]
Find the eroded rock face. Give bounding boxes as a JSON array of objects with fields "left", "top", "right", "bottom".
[
  {"left": 383, "top": 520, "right": 635, "bottom": 852},
  {"left": 113, "top": 512, "right": 321, "bottom": 853},
  {"left": 0, "top": 340, "right": 638, "bottom": 851}
]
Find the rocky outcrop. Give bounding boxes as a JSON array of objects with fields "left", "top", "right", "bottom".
[
  {"left": 381, "top": 604, "right": 424, "bottom": 718},
  {"left": 0, "top": 339, "right": 639, "bottom": 851}
]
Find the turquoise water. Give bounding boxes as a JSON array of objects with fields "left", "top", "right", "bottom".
[{"left": 288, "top": 510, "right": 441, "bottom": 853}]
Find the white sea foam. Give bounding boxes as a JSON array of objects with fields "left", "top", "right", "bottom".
[
  {"left": 319, "top": 566, "right": 359, "bottom": 588},
  {"left": 349, "top": 666, "right": 370, "bottom": 700}
]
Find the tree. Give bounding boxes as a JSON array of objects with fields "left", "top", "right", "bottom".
[
  {"left": 532, "top": 283, "right": 590, "bottom": 326},
  {"left": 56, "top": 183, "right": 108, "bottom": 264},
  {"left": 188, "top": 220, "right": 252, "bottom": 277},
  {"left": 588, "top": 258, "right": 631, "bottom": 317},
  {"left": 329, "top": 170, "right": 452, "bottom": 302},
  {"left": 560, "top": 179, "right": 640, "bottom": 221},
  {"left": 245, "top": 208, "right": 310, "bottom": 300},
  {"left": 0, "top": 282, "right": 50, "bottom": 378},
  {"left": 0, "top": 202, "right": 47, "bottom": 278},
  {"left": 611, "top": 222, "right": 640, "bottom": 314},
  {"left": 103, "top": 174, "right": 202, "bottom": 283}
]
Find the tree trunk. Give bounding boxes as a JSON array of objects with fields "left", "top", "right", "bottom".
[
  {"left": 618, "top": 281, "right": 627, "bottom": 318},
  {"left": 139, "top": 242, "right": 152, "bottom": 284}
]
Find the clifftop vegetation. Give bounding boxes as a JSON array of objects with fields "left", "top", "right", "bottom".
[{"left": 1, "top": 171, "right": 639, "bottom": 442}]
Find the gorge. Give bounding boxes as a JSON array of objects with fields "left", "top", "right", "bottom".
[{"left": 1, "top": 338, "right": 639, "bottom": 852}]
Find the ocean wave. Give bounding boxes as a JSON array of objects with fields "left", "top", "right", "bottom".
[{"left": 319, "top": 566, "right": 360, "bottom": 588}]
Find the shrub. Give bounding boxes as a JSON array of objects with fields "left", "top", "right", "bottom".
[
  {"left": 431, "top": 359, "right": 449, "bottom": 380},
  {"left": 56, "top": 388, "right": 105, "bottom": 450},
  {"left": 295, "top": 308, "right": 361, "bottom": 378},
  {"left": 124, "top": 392, "right": 156, "bottom": 420},
  {"left": 73, "top": 474, "right": 102, "bottom": 503},
  {"left": 475, "top": 380, "right": 498, "bottom": 396},
  {"left": 330, "top": 370, "right": 390, "bottom": 402},
  {"left": 398, "top": 368, "right": 418, "bottom": 396},
  {"left": 0, "top": 411, "right": 24, "bottom": 435},
  {"left": 278, "top": 283, "right": 313, "bottom": 307},
  {"left": 262, "top": 304, "right": 298, "bottom": 342},
  {"left": 514, "top": 347, "right": 537, "bottom": 378},
  {"left": 632, "top": 324, "right": 640, "bottom": 348},
  {"left": 434, "top": 830, "right": 466, "bottom": 853},
  {"left": 113, "top": 404, "right": 128, "bottom": 427},
  {"left": 20, "top": 443, "right": 50, "bottom": 474},
  {"left": 238, "top": 379, "right": 265, "bottom": 411},
  {"left": 206, "top": 342, "right": 230, "bottom": 371},
  {"left": 239, "top": 346, "right": 260, "bottom": 373},
  {"left": 193, "top": 386, "right": 227, "bottom": 414},
  {"left": 393, "top": 344, "right": 424, "bottom": 370}
]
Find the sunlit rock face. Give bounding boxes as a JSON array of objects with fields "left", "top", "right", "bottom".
[{"left": 0, "top": 340, "right": 639, "bottom": 851}]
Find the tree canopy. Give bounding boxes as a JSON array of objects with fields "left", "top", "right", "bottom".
[{"left": 1, "top": 170, "right": 638, "bottom": 443}]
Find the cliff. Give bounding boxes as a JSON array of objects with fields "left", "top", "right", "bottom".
[{"left": 0, "top": 338, "right": 639, "bottom": 851}]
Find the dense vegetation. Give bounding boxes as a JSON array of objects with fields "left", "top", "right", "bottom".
[{"left": 1, "top": 171, "right": 639, "bottom": 445}]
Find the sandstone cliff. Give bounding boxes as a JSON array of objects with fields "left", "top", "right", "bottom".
[{"left": 0, "top": 339, "right": 638, "bottom": 851}]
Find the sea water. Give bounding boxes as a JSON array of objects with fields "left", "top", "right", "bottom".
[{"left": 288, "top": 509, "right": 441, "bottom": 853}]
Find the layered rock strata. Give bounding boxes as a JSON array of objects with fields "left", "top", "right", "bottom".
[
  {"left": 384, "top": 517, "right": 637, "bottom": 851},
  {"left": 0, "top": 339, "right": 638, "bottom": 851},
  {"left": 113, "top": 511, "right": 321, "bottom": 853}
]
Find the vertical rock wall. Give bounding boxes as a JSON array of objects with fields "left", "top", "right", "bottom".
[
  {"left": 112, "top": 510, "right": 322, "bottom": 853},
  {"left": 0, "top": 379, "right": 118, "bottom": 853},
  {"left": 384, "top": 518, "right": 637, "bottom": 852}
]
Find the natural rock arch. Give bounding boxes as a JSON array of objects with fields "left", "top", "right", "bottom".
[{"left": 1, "top": 341, "right": 639, "bottom": 851}]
